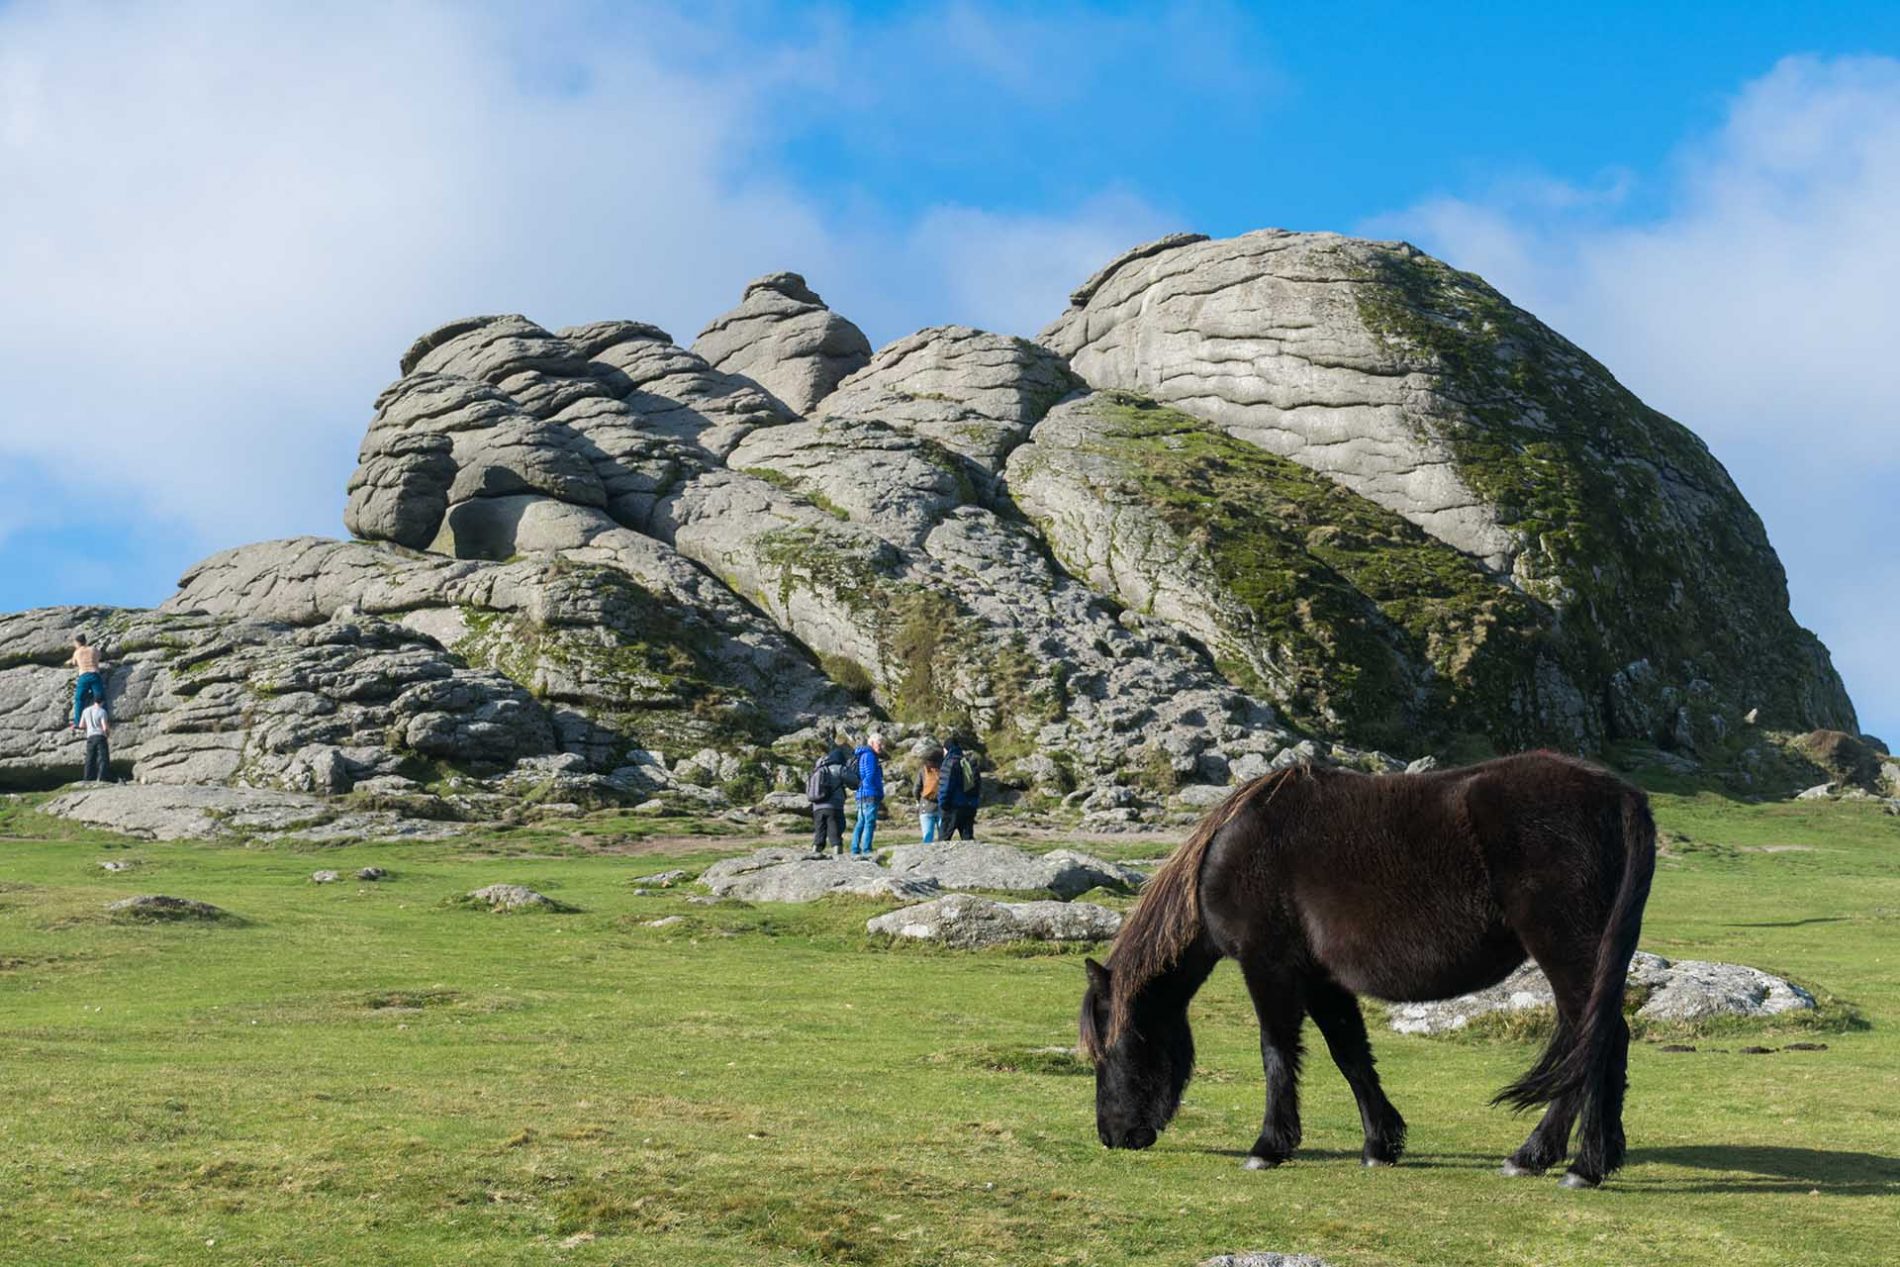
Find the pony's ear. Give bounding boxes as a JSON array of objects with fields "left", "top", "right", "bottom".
[{"left": 1084, "top": 958, "right": 1110, "bottom": 992}]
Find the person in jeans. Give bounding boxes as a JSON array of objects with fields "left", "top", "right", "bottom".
[
  {"left": 79, "top": 698, "right": 112, "bottom": 782},
  {"left": 808, "top": 744, "right": 852, "bottom": 857},
  {"left": 936, "top": 736, "right": 983, "bottom": 841},
  {"left": 850, "top": 733, "right": 887, "bottom": 857},
  {"left": 67, "top": 634, "right": 106, "bottom": 730},
  {"left": 912, "top": 744, "right": 944, "bottom": 843}
]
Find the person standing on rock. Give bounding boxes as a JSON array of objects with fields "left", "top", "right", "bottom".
[
  {"left": 937, "top": 736, "right": 983, "bottom": 841},
  {"left": 807, "top": 743, "right": 853, "bottom": 857},
  {"left": 850, "top": 733, "right": 887, "bottom": 857},
  {"left": 78, "top": 697, "right": 112, "bottom": 782},
  {"left": 67, "top": 634, "right": 107, "bottom": 731},
  {"left": 913, "top": 744, "right": 945, "bottom": 843}
]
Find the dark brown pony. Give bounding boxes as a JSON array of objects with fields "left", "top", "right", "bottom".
[{"left": 1079, "top": 752, "right": 1655, "bottom": 1188}]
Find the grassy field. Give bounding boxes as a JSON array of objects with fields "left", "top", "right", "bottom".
[{"left": 0, "top": 791, "right": 1896, "bottom": 1266}]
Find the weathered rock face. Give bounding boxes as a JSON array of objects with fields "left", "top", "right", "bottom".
[
  {"left": 0, "top": 229, "right": 1859, "bottom": 806},
  {"left": 1385, "top": 951, "right": 1816, "bottom": 1035},
  {"left": 698, "top": 847, "right": 940, "bottom": 903},
  {"left": 47, "top": 782, "right": 463, "bottom": 842},
  {"left": 866, "top": 895, "right": 1123, "bottom": 949},
  {"left": 692, "top": 273, "right": 872, "bottom": 415},
  {"left": 883, "top": 841, "right": 1142, "bottom": 900},
  {"left": 1041, "top": 230, "right": 1856, "bottom": 751},
  {"left": 1009, "top": 392, "right": 1557, "bottom": 748}
]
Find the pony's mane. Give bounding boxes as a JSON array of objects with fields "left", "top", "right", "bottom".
[{"left": 1091, "top": 766, "right": 1303, "bottom": 1053}]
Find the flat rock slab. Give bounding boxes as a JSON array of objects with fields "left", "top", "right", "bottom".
[
  {"left": 700, "top": 847, "right": 939, "bottom": 903},
  {"left": 45, "top": 783, "right": 460, "bottom": 844},
  {"left": 1387, "top": 951, "right": 1816, "bottom": 1035},
  {"left": 106, "top": 894, "right": 229, "bottom": 922},
  {"left": 463, "top": 884, "right": 568, "bottom": 912},
  {"left": 883, "top": 841, "right": 1143, "bottom": 899},
  {"left": 867, "top": 895, "right": 1123, "bottom": 949}
]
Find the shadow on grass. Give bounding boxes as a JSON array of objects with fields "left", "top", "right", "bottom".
[
  {"left": 1727, "top": 916, "right": 1850, "bottom": 928},
  {"left": 1194, "top": 1147, "right": 1503, "bottom": 1172},
  {"left": 1634, "top": 1144, "right": 1900, "bottom": 1196}
]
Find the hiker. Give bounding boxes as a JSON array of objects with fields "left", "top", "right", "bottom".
[
  {"left": 807, "top": 742, "right": 853, "bottom": 857},
  {"left": 78, "top": 696, "right": 111, "bottom": 782},
  {"left": 67, "top": 634, "right": 106, "bottom": 730},
  {"left": 912, "top": 743, "right": 944, "bottom": 843},
  {"left": 937, "top": 736, "right": 983, "bottom": 841},
  {"left": 850, "top": 733, "right": 886, "bottom": 857}
]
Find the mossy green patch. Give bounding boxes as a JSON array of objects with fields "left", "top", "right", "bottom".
[
  {"left": 1353, "top": 248, "right": 1854, "bottom": 739},
  {"left": 1071, "top": 392, "right": 1550, "bottom": 749}
]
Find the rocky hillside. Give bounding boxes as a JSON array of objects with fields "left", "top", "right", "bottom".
[{"left": 0, "top": 230, "right": 1858, "bottom": 805}]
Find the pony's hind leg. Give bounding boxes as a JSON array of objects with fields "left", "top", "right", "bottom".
[
  {"left": 1238, "top": 958, "right": 1305, "bottom": 1169},
  {"left": 1305, "top": 976, "right": 1407, "bottom": 1166},
  {"left": 1501, "top": 945, "right": 1592, "bottom": 1177}
]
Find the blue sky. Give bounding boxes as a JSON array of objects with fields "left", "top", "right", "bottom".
[{"left": 2, "top": 0, "right": 1895, "bottom": 740}]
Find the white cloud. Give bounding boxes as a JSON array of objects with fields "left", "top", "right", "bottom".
[
  {"left": 1366, "top": 54, "right": 1900, "bottom": 738},
  {"left": 0, "top": 0, "right": 1167, "bottom": 581}
]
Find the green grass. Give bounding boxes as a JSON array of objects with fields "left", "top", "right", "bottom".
[{"left": 1, "top": 792, "right": 1896, "bottom": 1265}]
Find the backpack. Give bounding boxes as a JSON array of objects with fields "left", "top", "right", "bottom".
[
  {"left": 806, "top": 761, "right": 836, "bottom": 804},
  {"left": 958, "top": 756, "right": 980, "bottom": 800},
  {"left": 919, "top": 765, "right": 941, "bottom": 801}
]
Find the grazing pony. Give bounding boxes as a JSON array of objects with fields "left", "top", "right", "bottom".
[{"left": 1079, "top": 752, "right": 1655, "bottom": 1188}]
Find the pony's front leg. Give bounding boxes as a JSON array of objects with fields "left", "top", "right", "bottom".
[{"left": 1239, "top": 960, "right": 1305, "bottom": 1168}]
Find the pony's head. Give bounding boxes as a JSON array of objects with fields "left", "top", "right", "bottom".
[{"left": 1079, "top": 957, "right": 1194, "bottom": 1150}]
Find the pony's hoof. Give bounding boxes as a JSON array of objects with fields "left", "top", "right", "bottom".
[
  {"left": 1362, "top": 1156, "right": 1396, "bottom": 1168},
  {"left": 1499, "top": 1160, "right": 1543, "bottom": 1178},
  {"left": 1558, "top": 1171, "right": 1601, "bottom": 1190},
  {"left": 1242, "top": 1154, "right": 1283, "bottom": 1171}
]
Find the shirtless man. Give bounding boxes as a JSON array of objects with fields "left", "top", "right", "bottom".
[{"left": 68, "top": 634, "right": 105, "bottom": 731}]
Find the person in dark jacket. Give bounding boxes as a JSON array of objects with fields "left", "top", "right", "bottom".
[
  {"left": 850, "top": 733, "right": 887, "bottom": 857},
  {"left": 936, "top": 736, "right": 982, "bottom": 840},
  {"left": 809, "top": 744, "right": 852, "bottom": 857}
]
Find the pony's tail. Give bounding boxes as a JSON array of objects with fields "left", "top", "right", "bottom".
[
  {"left": 1494, "top": 789, "right": 1656, "bottom": 1133},
  {"left": 1105, "top": 769, "right": 1294, "bottom": 1043}
]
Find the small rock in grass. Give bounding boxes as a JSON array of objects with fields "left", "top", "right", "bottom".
[
  {"left": 311, "top": 870, "right": 341, "bottom": 884},
  {"left": 106, "top": 894, "right": 229, "bottom": 922},
  {"left": 1740, "top": 1045, "right": 1777, "bottom": 1055},
  {"left": 1785, "top": 1041, "right": 1829, "bottom": 1051},
  {"left": 630, "top": 868, "right": 689, "bottom": 888},
  {"left": 1659, "top": 1044, "right": 1697, "bottom": 1053},
  {"left": 1201, "top": 1255, "right": 1333, "bottom": 1267},
  {"left": 463, "top": 884, "right": 570, "bottom": 912},
  {"left": 97, "top": 860, "right": 136, "bottom": 872},
  {"left": 355, "top": 867, "right": 388, "bottom": 881},
  {"left": 643, "top": 915, "right": 685, "bottom": 928}
]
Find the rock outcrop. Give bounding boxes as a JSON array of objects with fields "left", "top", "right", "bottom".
[
  {"left": 0, "top": 228, "right": 1857, "bottom": 810},
  {"left": 883, "top": 841, "right": 1143, "bottom": 899},
  {"left": 699, "top": 847, "right": 940, "bottom": 903},
  {"left": 692, "top": 273, "right": 872, "bottom": 415},
  {"left": 1385, "top": 951, "right": 1816, "bottom": 1035},
  {"left": 866, "top": 895, "right": 1123, "bottom": 949},
  {"left": 1041, "top": 230, "right": 1855, "bottom": 751}
]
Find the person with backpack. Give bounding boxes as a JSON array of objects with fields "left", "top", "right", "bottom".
[
  {"left": 78, "top": 697, "right": 112, "bottom": 782},
  {"left": 912, "top": 744, "right": 944, "bottom": 843},
  {"left": 850, "top": 733, "right": 887, "bottom": 857},
  {"left": 937, "top": 735, "right": 983, "bottom": 841},
  {"left": 806, "top": 743, "right": 853, "bottom": 857}
]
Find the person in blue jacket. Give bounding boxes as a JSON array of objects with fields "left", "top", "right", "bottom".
[
  {"left": 850, "top": 732, "right": 887, "bottom": 857},
  {"left": 936, "top": 734, "right": 983, "bottom": 840}
]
